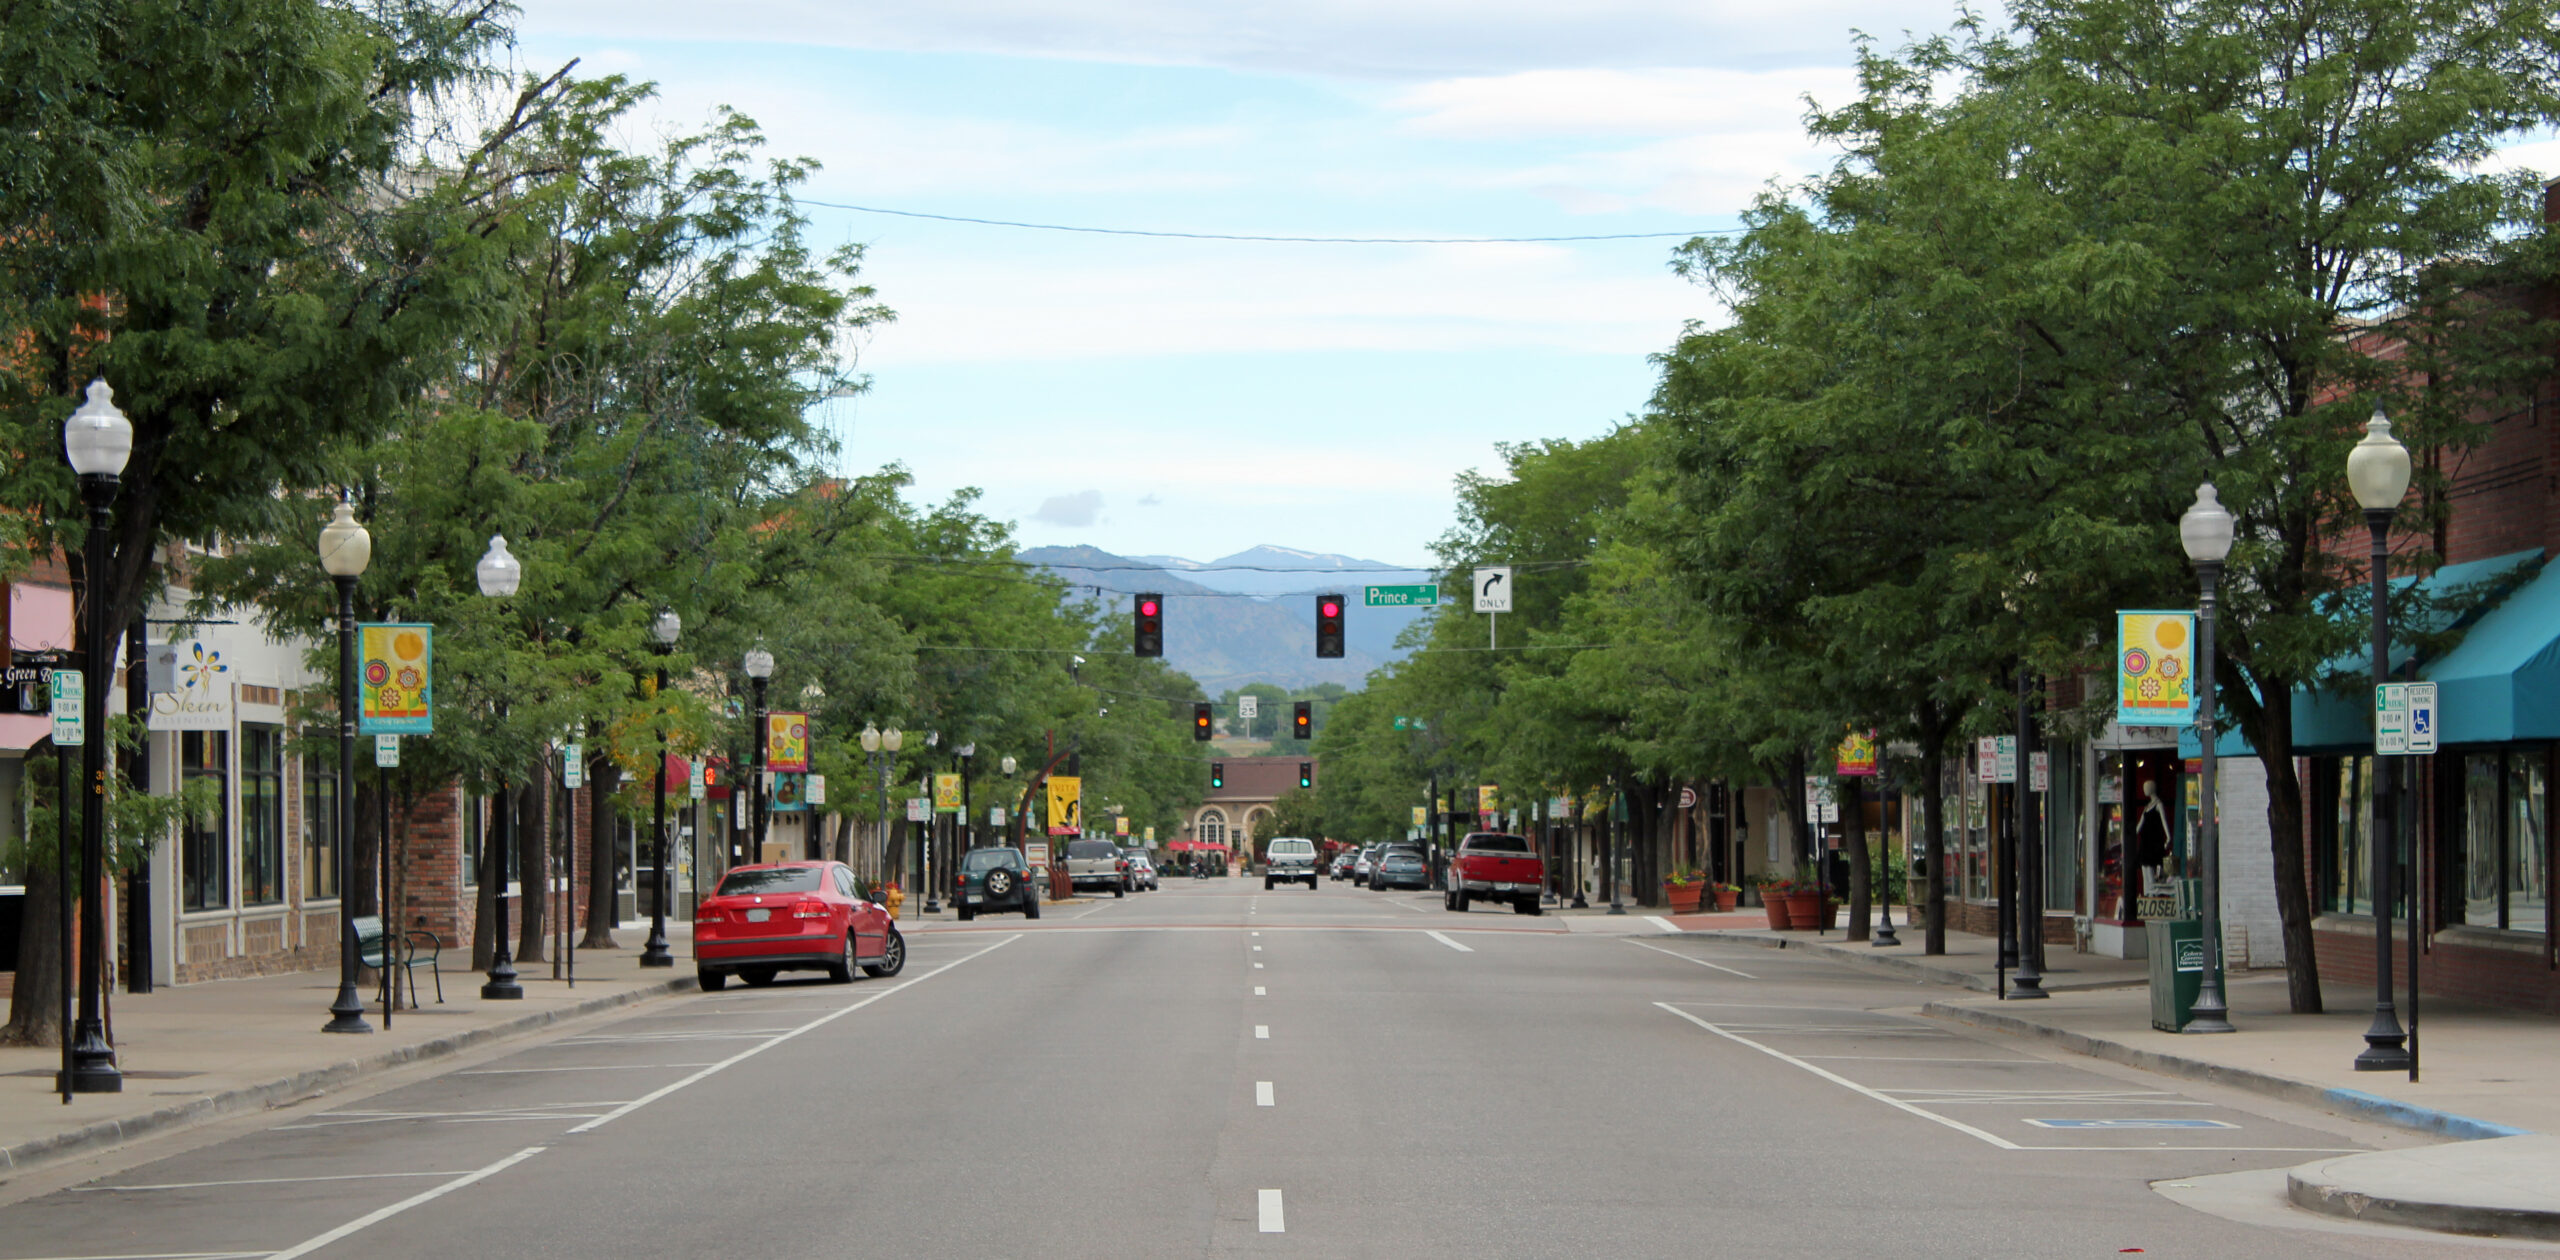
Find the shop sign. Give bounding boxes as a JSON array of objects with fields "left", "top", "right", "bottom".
[
  {"left": 1835, "top": 729, "right": 1878, "bottom": 777},
  {"left": 147, "top": 639, "right": 233, "bottom": 732}
]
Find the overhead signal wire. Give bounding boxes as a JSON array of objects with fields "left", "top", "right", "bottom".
[{"left": 797, "top": 199, "right": 1742, "bottom": 245}]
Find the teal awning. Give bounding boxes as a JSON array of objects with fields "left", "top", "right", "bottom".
[{"left": 2290, "top": 549, "right": 2547, "bottom": 752}]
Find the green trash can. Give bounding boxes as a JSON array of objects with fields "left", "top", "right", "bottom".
[{"left": 2147, "top": 918, "right": 2217, "bottom": 1031}]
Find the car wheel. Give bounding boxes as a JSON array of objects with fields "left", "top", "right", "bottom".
[
  {"left": 862, "top": 929, "right": 906, "bottom": 978},
  {"left": 1114, "top": 883, "right": 1125, "bottom": 898},
  {"left": 828, "top": 933, "right": 857, "bottom": 984},
  {"left": 1455, "top": 890, "right": 1471, "bottom": 912},
  {"left": 740, "top": 967, "right": 778, "bottom": 987},
  {"left": 985, "top": 868, "right": 1015, "bottom": 900},
  {"left": 1024, "top": 895, "right": 1041, "bottom": 920},
  {"left": 697, "top": 968, "right": 726, "bottom": 992}
]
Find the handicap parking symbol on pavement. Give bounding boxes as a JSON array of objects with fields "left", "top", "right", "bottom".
[{"left": 2024, "top": 1118, "right": 2238, "bottom": 1130}]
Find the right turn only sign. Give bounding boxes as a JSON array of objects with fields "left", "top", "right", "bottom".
[{"left": 1473, "top": 566, "right": 1513, "bottom": 613}]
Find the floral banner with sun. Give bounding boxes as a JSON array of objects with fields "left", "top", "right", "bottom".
[
  {"left": 2115, "top": 610, "right": 2197, "bottom": 729},
  {"left": 358, "top": 623, "right": 433, "bottom": 734}
]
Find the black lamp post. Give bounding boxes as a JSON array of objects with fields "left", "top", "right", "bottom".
[
  {"left": 862, "top": 723, "right": 904, "bottom": 883},
  {"left": 476, "top": 535, "right": 524, "bottom": 1000},
  {"left": 2181, "top": 483, "right": 2238, "bottom": 1033},
  {"left": 2348, "top": 408, "right": 2415, "bottom": 1071},
  {"left": 922, "top": 730, "right": 943, "bottom": 913},
  {"left": 62, "top": 381, "right": 130, "bottom": 1092},
  {"left": 743, "top": 644, "right": 773, "bottom": 864},
  {"left": 2011, "top": 666, "right": 2047, "bottom": 999},
  {"left": 319, "top": 499, "right": 375, "bottom": 1032},
  {"left": 640, "top": 610, "right": 680, "bottom": 968}
]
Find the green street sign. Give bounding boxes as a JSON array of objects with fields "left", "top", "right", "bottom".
[{"left": 1365, "top": 584, "right": 1438, "bottom": 607}]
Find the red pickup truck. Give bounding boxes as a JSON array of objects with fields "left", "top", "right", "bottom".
[{"left": 1446, "top": 832, "right": 1544, "bottom": 915}]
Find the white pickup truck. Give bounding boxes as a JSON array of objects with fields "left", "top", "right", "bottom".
[{"left": 1263, "top": 837, "right": 1319, "bottom": 889}]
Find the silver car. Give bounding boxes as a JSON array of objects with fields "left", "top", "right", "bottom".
[{"left": 1263, "top": 837, "right": 1319, "bottom": 889}]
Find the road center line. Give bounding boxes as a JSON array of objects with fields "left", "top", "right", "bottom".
[
  {"left": 1425, "top": 931, "right": 1474, "bottom": 952},
  {"left": 267, "top": 1145, "right": 546, "bottom": 1259},
  {"left": 567, "top": 934, "right": 1020, "bottom": 1135},
  {"left": 1255, "top": 1025, "right": 1269, "bottom": 1039},
  {"left": 458, "top": 1063, "right": 720, "bottom": 1075},
  {"left": 1625, "top": 938, "right": 1755, "bottom": 978},
  {"left": 1256, "top": 1081, "right": 1275, "bottom": 1107},
  {"left": 1259, "top": 1188, "right": 1285, "bottom": 1232},
  {"left": 1252, "top": 945, "right": 1263, "bottom": 951},
  {"left": 1655, "top": 1002, "right": 2021, "bottom": 1150},
  {"left": 1254, "top": 986, "right": 1266, "bottom": 995}
]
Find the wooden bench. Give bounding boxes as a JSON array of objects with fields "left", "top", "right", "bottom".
[{"left": 351, "top": 915, "right": 444, "bottom": 1009}]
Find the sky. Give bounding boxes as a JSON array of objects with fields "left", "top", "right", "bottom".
[{"left": 509, "top": 1, "right": 2560, "bottom": 568}]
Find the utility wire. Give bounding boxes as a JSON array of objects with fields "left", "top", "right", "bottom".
[{"left": 798, "top": 199, "right": 1741, "bottom": 245}]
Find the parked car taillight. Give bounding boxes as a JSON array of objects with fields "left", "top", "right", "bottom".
[
  {"left": 697, "top": 907, "right": 725, "bottom": 924},
  {"left": 791, "top": 899, "right": 833, "bottom": 919}
]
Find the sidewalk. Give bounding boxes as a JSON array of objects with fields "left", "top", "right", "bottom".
[
  {"left": 1674, "top": 918, "right": 2560, "bottom": 1240},
  {"left": 0, "top": 923, "right": 696, "bottom": 1176}
]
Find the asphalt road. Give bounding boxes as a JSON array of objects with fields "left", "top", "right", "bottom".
[{"left": 0, "top": 878, "right": 2510, "bottom": 1258}]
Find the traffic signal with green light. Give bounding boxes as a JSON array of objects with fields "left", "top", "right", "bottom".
[
  {"left": 1298, "top": 761, "right": 1312, "bottom": 789},
  {"left": 1209, "top": 761, "right": 1225, "bottom": 789}
]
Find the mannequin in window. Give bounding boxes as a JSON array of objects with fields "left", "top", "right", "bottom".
[{"left": 2131, "top": 778, "right": 2172, "bottom": 903}]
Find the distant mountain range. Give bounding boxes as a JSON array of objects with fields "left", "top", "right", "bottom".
[{"left": 1020, "top": 544, "right": 1437, "bottom": 693}]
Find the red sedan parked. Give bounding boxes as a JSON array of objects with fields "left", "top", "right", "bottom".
[{"left": 694, "top": 861, "right": 904, "bottom": 991}]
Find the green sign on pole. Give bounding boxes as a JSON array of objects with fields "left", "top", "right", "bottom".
[{"left": 1364, "top": 584, "right": 1439, "bottom": 607}]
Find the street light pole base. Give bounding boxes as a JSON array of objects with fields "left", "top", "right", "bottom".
[
  {"left": 64, "top": 1025, "right": 120, "bottom": 1093},
  {"left": 1873, "top": 915, "right": 1901, "bottom": 947},
  {"left": 323, "top": 984, "right": 375, "bottom": 1034},
  {"left": 2185, "top": 1012, "right": 2237, "bottom": 1035},
  {"left": 2356, "top": 1033, "right": 2413, "bottom": 1071},
  {"left": 638, "top": 933, "right": 674, "bottom": 968},
  {"left": 482, "top": 955, "right": 524, "bottom": 1001}
]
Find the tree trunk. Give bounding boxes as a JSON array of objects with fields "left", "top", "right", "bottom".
[
  {"left": 515, "top": 780, "right": 545, "bottom": 964},
  {"left": 1920, "top": 700, "right": 1948, "bottom": 955},
  {"left": 3, "top": 858, "right": 65, "bottom": 1047},
  {"left": 1844, "top": 773, "right": 1871, "bottom": 942},
  {"left": 2249, "top": 694, "right": 2322, "bottom": 1013},
  {"left": 584, "top": 764, "right": 619, "bottom": 949}
]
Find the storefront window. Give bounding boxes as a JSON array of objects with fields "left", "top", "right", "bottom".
[
  {"left": 2512, "top": 757, "right": 2547, "bottom": 932},
  {"left": 304, "top": 758, "right": 337, "bottom": 900},
  {"left": 241, "top": 725, "right": 283, "bottom": 905},
  {"left": 180, "top": 731, "right": 230, "bottom": 912},
  {"left": 2329, "top": 757, "right": 2373, "bottom": 915},
  {"left": 2464, "top": 754, "right": 2501, "bottom": 926},
  {"left": 2451, "top": 749, "right": 2548, "bottom": 933}
]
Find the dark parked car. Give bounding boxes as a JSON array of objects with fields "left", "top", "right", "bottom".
[
  {"left": 957, "top": 846, "right": 1042, "bottom": 921},
  {"left": 1370, "top": 849, "right": 1429, "bottom": 891}
]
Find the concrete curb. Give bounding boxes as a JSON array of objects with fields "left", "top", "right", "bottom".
[
  {"left": 2285, "top": 1137, "right": 2560, "bottom": 1240},
  {"left": 0, "top": 976, "right": 695, "bottom": 1177},
  {"left": 1920, "top": 1000, "right": 2530, "bottom": 1141},
  {"left": 1680, "top": 929, "right": 2142, "bottom": 995}
]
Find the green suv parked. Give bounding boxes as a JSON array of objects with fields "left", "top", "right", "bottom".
[{"left": 957, "top": 846, "right": 1042, "bottom": 921}]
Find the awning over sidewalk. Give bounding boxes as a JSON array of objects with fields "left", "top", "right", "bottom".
[{"left": 2291, "top": 548, "right": 2544, "bottom": 753}]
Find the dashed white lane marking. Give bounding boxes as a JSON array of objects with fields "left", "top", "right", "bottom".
[
  {"left": 1252, "top": 945, "right": 1263, "bottom": 951},
  {"left": 75, "top": 1171, "right": 473, "bottom": 1193},
  {"left": 1253, "top": 962, "right": 1264, "bottom": 969},
  {"left": 1254, "top": 986, "right": 1267, "bottom": 995},
  {"left": 1251, "top": 932, "right": 1261, "bottom": 937},
  {"left": 1425, "top": 930, "right": 1473, "bottom": 952},
  {"left": 567, "top": 935, "right": 1019, "bottom": 1135},
  {"left": 1255, "top": 1025, "right": 1270, "bottom": 1039},
  {"left": 459, "top": 1063, "right": 720, "bottom": 1075},
  {"left": 1259, "top": 1188, "right": 1286, "bottom": 1232},
  {"left": 1625, "top": 938, "right": 1756, "bottom": 978},
  {"left": 1644, "top": 916, "right": 1680, "bottom": 934},
  {"left": 1256, "top": 1081, "right": 1275, "bottom": 1106},
  {"left": 267, "top": 1145, "right": 546, "bottom": 1260}
]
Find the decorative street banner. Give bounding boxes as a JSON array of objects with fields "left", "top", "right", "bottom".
[
  {"left": 1114, "top": 815, "right": 1130, "bottom": 836},
  {"left": 1045, "top": 775, "right": 1082, "bottom": 835},
  {"left": 1836, "top": 729, "right": 1878, "bottom": 777},
  {"left": 1412, "top": 806, "right": 1427, "bottom": 827},
  {"left": 766, "top": 711, "right": 809, "bottom": 772},
  {"left": 1477, "top": 784, "right": 1499, "bottom": 814},
  {"left": 148, "top": 639, "right": 234, "bottom": 732},
  {"left": 933, "top": 772, "right": 963, "bottom": 813},
  {"left": 356, "top": 624, "right": 432, "bottom": 734},
  {"left": 1144, "top": 826, "right": 1155, "bottom": 844},
  {"left": 2116, "top": 611, "right": 2198, "bottom": 728},
  {"left": 772, "top": 771, "right": 808, "bottom": 811}
]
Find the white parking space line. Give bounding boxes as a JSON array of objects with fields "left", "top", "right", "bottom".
[
  {"left": 1798, "top": 1056, "right": 2040, "bottom": 1064},
  {"left": 1624, "top": 938, "right": 1755, "bottom": 978},
  {"left": 74, "top": 1171, "right": 474, "bottom": 1193},
  {"left": 458, "top": 1063, "right": 720, "bottom": 1075},
  {"left": 1425, "top": 931, "right": 1474, "bottom": 952},
  {"left": 567, "top": 934, "right": 1019, "bottom": 1135},
  {"left": 1256, "top": 1081, "right": 1275, "bottom": 1107},
  {"left": 1259, "top": 1189, "right": 1286, "bottom": 1232},
  {"left": 267, "top": 1145, "right": 546, "bottom": 1260},
  {"left": 1255, "top": 1025, "right": 1269, "bottom": 1039}
]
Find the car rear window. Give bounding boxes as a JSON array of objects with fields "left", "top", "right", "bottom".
[
  {"left": 1066, "top": 841, "right": 1118, "bottom": 859},
  {"left": 1463, "top": 834, "right": 1531, "bottom": 853},
  {"left": 715, "top": 867, "right": 822, "bottom": 896},
  {"left": 962, "top": 849, "right": 1020, "bottom": 871},
  {"left": 1269, "top": 839, "right": 1314, "bottom": 854}
]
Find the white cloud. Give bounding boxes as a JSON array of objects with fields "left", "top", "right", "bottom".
[
  {"left": 515, "top": 0, "right": 1968, "bottom": 79},
  {"left": 1390, "top": 66, "right": 1859, "bottom": 139},
  {"left": 1033, "top": 489, "right": 1106, "bottom": 526}
]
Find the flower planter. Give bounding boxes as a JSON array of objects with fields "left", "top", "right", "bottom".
[
  {"left": 1713, "top": 887, "right": 1741, "bottom": 913},
  {"left": 1663, "top": 883, "right": 1705, "bottom": 914},
  {"left": 1781, "top": 889, "right": 1822, "bottom": 929},
  {"left": 1762, "top": 893, "right": 1793, "bottom": 930}
]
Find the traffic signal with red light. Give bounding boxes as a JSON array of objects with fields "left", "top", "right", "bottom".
[
  {"left": 1134, "top": 592, "right": 1164, "bottom": 657},
  {"left": 1315, "top": 593, "right": 1345, "bottom": 658},
  {"left": 1209, "top": 761, "right": 1225, "bottom": 789},
  {"left": 1292, "top": 700, "right": 1312, "bottom": 741},
  {"left": 1193, "top": 702, "right": 1212, "bottom": 741},
  {"left": 1298, "top": 761, "right": 1313, "bottom": 789}
]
